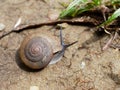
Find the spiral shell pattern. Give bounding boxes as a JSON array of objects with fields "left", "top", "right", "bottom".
[{"left": 19, "top": 36, "right": 53, "bottom": 69}]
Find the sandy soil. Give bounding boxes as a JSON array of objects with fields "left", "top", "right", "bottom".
[{"left": 0, "top": 0, "right": 120, "bottom": 90}]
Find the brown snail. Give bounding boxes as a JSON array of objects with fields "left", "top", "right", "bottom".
[{"left": 19, "top": 29, "right": 77, "bottom": 69}]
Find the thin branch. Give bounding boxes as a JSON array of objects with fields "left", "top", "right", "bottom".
[{"left": 102, "top": 31, "right": 118, "bottom": 50}]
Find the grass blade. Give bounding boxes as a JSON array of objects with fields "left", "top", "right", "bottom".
[
  {"left": 59, "top": 0, "right": 102, "bottom": 18},
  {"left": 100, "top": 8, "right": 120, "bottom": 27},
  {"left": 59, "top": 0, "right": 88, "bottom": 18}
]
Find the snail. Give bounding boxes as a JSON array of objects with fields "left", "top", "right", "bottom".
[{"left": 19, "top": 29, "right": 77, "bottom": 69}]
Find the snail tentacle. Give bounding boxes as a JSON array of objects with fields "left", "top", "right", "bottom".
[
  {"left": 60, "top": 27, "right": 78, "bottom": 50},
  {"left": 49, "top": 27, "right": 78, "bottom": 64}
]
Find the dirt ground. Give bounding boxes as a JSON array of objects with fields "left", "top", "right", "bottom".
[{"left": 0, "top": 0, "right": 120, "bottom": 90}]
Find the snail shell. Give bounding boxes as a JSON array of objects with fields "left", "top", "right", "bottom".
[{"left": 19, "top": 31, "right": 62, "bottom": 69}]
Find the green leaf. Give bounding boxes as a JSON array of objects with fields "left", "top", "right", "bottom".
[
  {"left": 111, "top": 0, "right": 120, "bottom": 4},
  {"left": 93, "top": 0, "right": 101, "bottom": 5},
  {"left": 59, "top": 0, "right": 102, "bottom": 18},
  {"left": 59, "top": 0, "right": 88, "bottom": 18},
  {"left": 67, "top": 0, "right": 88, "bottom": 9}
]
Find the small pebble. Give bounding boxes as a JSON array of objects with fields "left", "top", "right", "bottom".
[
  {"left": 57, "top": 23, "right": 68, "bottom": 29},
  {"left": 0, "top": 23, "right": 5, "bottom": 31},
  {"left": 80, "top": 61, "right": 86, "bottom": 69},
  {"left": 14, "top": 17, "right": 22, "bottom": 29},
  {"left": 30, "top": 86, "right": 39, "bottom": 90}
]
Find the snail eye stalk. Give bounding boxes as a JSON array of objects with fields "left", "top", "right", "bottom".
[
  {"left": 59, "top": 26, "right": 78, "bottom": 51},
  {"left": 49, "top": 27, "right": 78, "bottom": 65}
]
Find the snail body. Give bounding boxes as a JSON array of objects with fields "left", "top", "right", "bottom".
[{"left": 19, "top": 31, "right": 62, "bottom": 69}]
